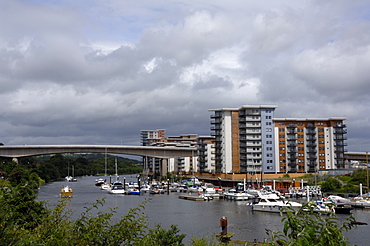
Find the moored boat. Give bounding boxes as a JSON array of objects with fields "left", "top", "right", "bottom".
[
  {"left": 107, "top": 181, "right": 125, "bottom": 194},
  {"left": 95, "top": 178, "right": 105, "bottom": 186},
  {"left": 350, "top": 196, "right": 370, "bottom": 208},
  {"left": 248, "top": 192, "right": 302, "bottom": 213}
]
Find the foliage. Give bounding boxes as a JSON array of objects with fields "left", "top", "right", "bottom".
[
  {"left": 320, "top": 177, "right": 342, "bottom": 192},
  {"left": 349, "top": 169, "right": 368, "bottom": 185},
  {"left": 0, "top": 191, "right": 187, "bottom": 246},
  {"left": 25, "top": 153, "right": 143, "bottom": 182},
  {"left": 265, "top": 202, "right": 356, "bottom": 246},
  {"left": 0, "top": 181, "right": 48, "bottom": 241},
  {"left": 190, "top": 236, "right": 234, "bottom": 246},
  {"left": 336, "top": 175, "right": 352, "bottom": 184}
]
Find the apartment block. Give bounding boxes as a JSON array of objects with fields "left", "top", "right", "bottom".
[
  {"left": 140, "top": 129, "right": 166, "bottom": 176},
  {"left": 274, "top": 118, "right": 347, "bottom": 173},
  {"left": 140, "top": 131, "right": 214, "bottom": 176},
  {"left": 197, "top": 136, "right": 216, "bottom": 174},
  {"left": 209, "top": 105, "right": 277, "bottom": 174}
]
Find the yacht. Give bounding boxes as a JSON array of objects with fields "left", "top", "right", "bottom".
[
  {"left": 200, "top": 183, "right": 217, "bottom": 194},
  {"left": 107, "top": 181, "right": 126, "bottom": 194},
  {"left": 327, "top": 195, "right": 351, "bottom": 205},
  {"left": 248, "top": 192, "right": 302, "bottom": 213},
  {"left": 224, "top": 183, "right": 254, "bottom": 201}
]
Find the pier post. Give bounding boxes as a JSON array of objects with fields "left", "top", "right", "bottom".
[
  {"left": 217, "top": 216, "right": 234, "bottom": 243},
  {"left": 220, "top": 216, "right": 227, "bottom": 235}
]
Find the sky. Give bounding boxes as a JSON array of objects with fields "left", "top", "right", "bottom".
[{"left": 1, "top": 0, "right": 370, "bottom": 152}]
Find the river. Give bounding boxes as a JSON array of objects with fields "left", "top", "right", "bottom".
[{"left": 37, "top": 175, "right": 369, "bottom": 245}]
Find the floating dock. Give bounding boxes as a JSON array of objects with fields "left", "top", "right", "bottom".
[
  {"left": 179, "top": 194, "right": 223, "bottom": 201},
  {"left": 179, "top": 195, "right": 206, "bottom": 201}
]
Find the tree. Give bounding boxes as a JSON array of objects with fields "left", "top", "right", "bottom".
[{"left": 321, "top": 177, "right": 342, "bottom": 192}]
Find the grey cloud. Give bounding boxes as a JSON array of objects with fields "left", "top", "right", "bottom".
[{"left": 0, "top": 0, "right": 369, "bottom": 151}]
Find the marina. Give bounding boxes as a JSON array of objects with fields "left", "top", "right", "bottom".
[{"left": 38, "top": 175, "right": 370, "bottom": 245}]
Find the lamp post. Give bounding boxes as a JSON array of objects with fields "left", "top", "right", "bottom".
[{"left": 366, "top": 152, "right": 369, "bottom": 193}]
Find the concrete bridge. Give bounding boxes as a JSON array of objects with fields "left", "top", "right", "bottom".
[{"left": 0, "top": 145, "right": 197, "bottom": 159}]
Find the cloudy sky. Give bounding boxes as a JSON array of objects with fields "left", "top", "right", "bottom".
[{"left": 1, "top": 0, "right": 370, "bottom": 152}]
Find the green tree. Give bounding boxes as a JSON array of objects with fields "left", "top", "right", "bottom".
[
  {"left": 321, "top": 177, "right": 342, "bottom": 192},
  {"left": 350, "top": 169, "right": 367, "bottom": 185}
]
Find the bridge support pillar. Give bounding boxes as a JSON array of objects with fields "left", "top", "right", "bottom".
[{"left": 161, "top": 158, "right": 168, "bottom": 177}]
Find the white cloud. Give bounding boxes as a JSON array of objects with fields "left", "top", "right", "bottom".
[{"left": 0, "top": 0, "right": 369, "bottom": 151}]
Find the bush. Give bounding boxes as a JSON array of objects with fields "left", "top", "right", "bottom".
[{"left": 265, "top": 202, "right": 356, "bottom": 246}]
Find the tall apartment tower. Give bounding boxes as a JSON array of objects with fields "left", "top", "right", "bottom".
[
  {"left": 274, "top": 118, "right": 347, "bottom": 173},
  {"left": 209, "top": 105, "right": 277, "bottom": 174}
]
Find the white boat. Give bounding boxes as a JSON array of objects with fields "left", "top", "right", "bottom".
[
  {"left": 224, "top": 190, "right": 254, "bottom": 201},
  {"left": 187, "top": 185, "right": 202, "bottom": 193},
  {"left": 107, "top": 181, "right": 126, "bottom": 194},
  {"left": 100, "top": 183, "right": 110, "bottom": 190},
  {"left": 249, "top": 192, "right": 302, "bottom": 213},
  {"left": 305, "top": 200, "right": 335, "bottom": 213},
  {"left": 326, "top": 195, "right": 351, "bottom": 205},
  {"left": 350, "top": 196, "right": 370, "bottom": 208},
  {"left": 65, "top": 176, "right": 73, "bottom": 182},
  {"left": 95, "top": 178, "right": 105, "bottom": 186},
  {"left": 200, "top": 183, "right": 217, "bottom": 194},
  {"left": 224, "top": 182, "right": 254, "bottom": 201},
  {"left": 107, "top": 159, "right": 125, "bottom": 194}
]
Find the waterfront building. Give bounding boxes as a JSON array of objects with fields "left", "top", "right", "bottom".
[
  {"left": 140, "top": 129, "right": 166, "bottom": 176},
  {"left": 140, "top": 131, "right": 207, "bottom": 176},
  {"left": 209, "top": 105, "right": 347, "bottom": 174},
  {"left": 197, "top": 136, "right": 215, "bottom": 174},
  {"left": 209, "top": 105, "right": 278, "bottom": 174},
  {"left": 274, "top": 118, "right": 347, "bottom": 173}
]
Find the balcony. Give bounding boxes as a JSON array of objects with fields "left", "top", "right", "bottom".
[
  {"left": 210, "top": 119, "right": 222, "bottom": 124},
  {"left": 334, "top": 136, "right": 347, "bottom": 140},
  {"left": 306, "top": 130, "right": 316, "bottom": 135},
  {"left": 243, "top": 117, "right": 261, "bottom": 122},
  {"left": 210, "top": 125, "right": 222, "bottom": 131},
  {"left": 307, "top": 154, "right": 317, "bottom": 159},
  {"left": 306, "top": 137, "right": 316, "bottom": 141},
  {"left": 334, "top": 123, "right": 346, "bottom": 128},
  {"left": 287, "top": 142, "right": 297, "bottom": 147},
  {"left": 334, "top": 141, "right": 347, "bottom": 147},
  {"left": 287, "top": 137, "right": 297, "bottom": 141},
  {"left": 287, "top": 123, "right": 297, "bottom": 128},
  {"left": 287, "top": 148, "right": 297, "bottom": 153},
  {"left": 286, "top": 130, "right": 297, "bottom": 134},
  {"left": 306, "top": 142, "right": 317, "bottom": 147},
  {"left": 334, "top": 129, "right": 347, "bottom": 134},
  {"left": 307, "top": 148, "right": 317, "bottom": 153}
]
